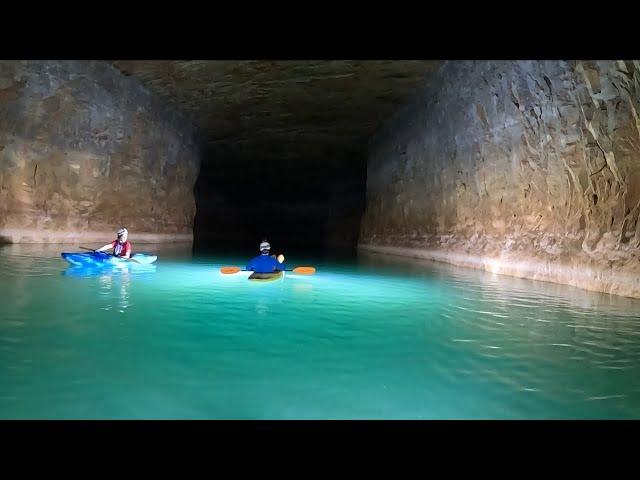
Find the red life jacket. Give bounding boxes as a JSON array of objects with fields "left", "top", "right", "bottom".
[{"left": 111, "top": 240, "right": 132, "bottom": 257}]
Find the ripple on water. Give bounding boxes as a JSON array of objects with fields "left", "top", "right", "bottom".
[{"left": 2, "top": 245, "right": 640, "bottom": 419}]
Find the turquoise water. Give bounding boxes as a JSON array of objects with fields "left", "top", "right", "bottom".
[{"left": 1, "top": 243, "right": 640, "bottom": 419}]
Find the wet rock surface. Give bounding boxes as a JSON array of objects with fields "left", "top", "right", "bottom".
[
  {"left": 360, "top": 60, "right": 640, "bottom": 298},
  {"left": 0, "top": 61, "right": 199, "bottom": 243}
]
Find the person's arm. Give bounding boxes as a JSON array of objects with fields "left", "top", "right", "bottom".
[
  {"left": 121, "top": 242, "right": 132, "bottom": 259},
  {"left": 272, "top": 257, "right": 286, "bottom": 272},
  {"left": 95, "top": 243, "right": 114, "bottom": 252}
]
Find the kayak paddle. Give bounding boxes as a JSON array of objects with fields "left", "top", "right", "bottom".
[
  {"left": 80, "top": 246, "right": 142, "bottom": 264},
  {"left": 220, "top": 266, "right": 316, "bottom": 275}
]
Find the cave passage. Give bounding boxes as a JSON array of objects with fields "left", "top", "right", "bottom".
[
  {"left": 103, "top": 61, "right": 436, "bottom": 258},
  {"left": 193, "top": 146, "right": 367, "bottom": 257},
  {"left": 6, "top": 60, "right": 638, "bottom": 298},
  {"left": 4, "top": 60, "right": 640, "bottom": 420}
]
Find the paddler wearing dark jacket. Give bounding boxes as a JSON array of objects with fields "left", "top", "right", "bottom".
[{"left": 246, "top": 240, "right": 288, "bottom": 273}]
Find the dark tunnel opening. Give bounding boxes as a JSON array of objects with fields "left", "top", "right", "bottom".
[
  {"left": 192, "top": 145, "right": 368, "bottom": 258},
  {"left": 105, "top": 60, "right": 439, "bottom": 261}
]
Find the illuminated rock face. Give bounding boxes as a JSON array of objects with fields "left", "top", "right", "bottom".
[
  {"left": 360, "top": 60, "right": 640, "bottom": 298},
  {"left": 0, "top": 61, "right": 199, "bottom": 244}
]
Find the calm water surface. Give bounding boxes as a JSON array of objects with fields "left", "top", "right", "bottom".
[{"left": 1, "top": 243, "right": 639, "bottom": 419}]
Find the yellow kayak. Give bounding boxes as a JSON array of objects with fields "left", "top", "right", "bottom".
[{"left": 248, "top": 271, "right": 285, "bottom": 282}]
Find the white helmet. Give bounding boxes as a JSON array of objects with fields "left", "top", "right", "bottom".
[
  {"left": 259, "top": 241, "right": 270, "bottom": 251},
  {"left": 117, "top": 227, "right": 128, "bottom": 237}
]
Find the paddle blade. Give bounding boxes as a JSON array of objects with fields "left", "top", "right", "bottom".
[
  {"left": 221, "top": 266, "right": 241, "bottom": 274},
  {"left": 292, "top": 266, "right": 316, "bottom": 275}
]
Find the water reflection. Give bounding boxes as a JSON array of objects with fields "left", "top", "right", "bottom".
[
  {"left": 357, "top": 250, "right": 640, "bottom": 315},
  {"left": 62, "top": 264, "right": 157, "bottom": 278},
  {"left": 358, "top": 250, "right": 640, "bottom": 408},
  {"left": 62, "top": 265, "right": 156, "bottom": 314},
  {"left": 99, "top": 269, "right": 131, "bottom": 313}
]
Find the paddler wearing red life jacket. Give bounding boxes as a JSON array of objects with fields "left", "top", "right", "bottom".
[{"left": 96, "top": 227, "right": 132, "bottom": 258}]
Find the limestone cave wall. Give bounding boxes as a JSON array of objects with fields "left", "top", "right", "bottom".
[
  {"left": 0, "top": 61, "right": 199, "bottom": 244},
  {"left": 360, "top": 60, "right": 640, "bottom": 298}
]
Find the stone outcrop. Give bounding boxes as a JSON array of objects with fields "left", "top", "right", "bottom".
[
  {"left": 0, "top": 61, "right": 199, "bottom": 244},
  {"left": 359, "top": 61, "right": 640, "bottom": 298}
]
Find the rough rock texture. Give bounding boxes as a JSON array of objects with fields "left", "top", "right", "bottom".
[
  {"left": 359, "top": 60, "right": 640, "bottom": 298},
  {"left": 0, "top": 61, "right": 199, "bottom": 243},
  {"left": 112, "top": 61, "right": 440, "bottom": 155}
]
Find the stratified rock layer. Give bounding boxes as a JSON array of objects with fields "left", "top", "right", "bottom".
[
  {"left": 0, "top": 61, "right": 199, "bottom": 244},
  {"left": 360, "top": 61, "right": 640, "bottom": 298}
]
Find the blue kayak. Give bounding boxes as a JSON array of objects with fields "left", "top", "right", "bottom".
[{"left": 61, "top": 251, "right": 158, "bottom": 267}]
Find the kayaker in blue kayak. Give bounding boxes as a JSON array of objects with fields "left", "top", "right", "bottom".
[
  {"left": 95, "top": 227, "right": 132, "bottom": 258},
  {"left": 246, "top": 240, "right": 287, "bottom": 273}
]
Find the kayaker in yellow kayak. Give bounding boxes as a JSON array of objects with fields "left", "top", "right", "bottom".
[{"left": 246, "top": 240, "right": 287, "bottom": 273}]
